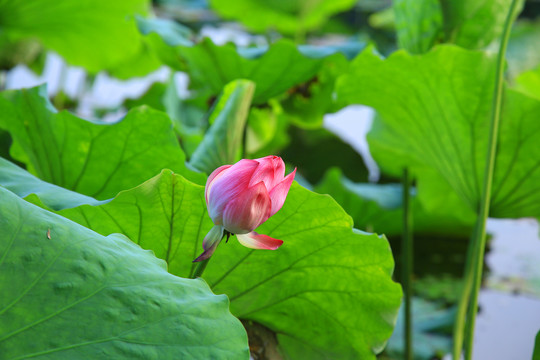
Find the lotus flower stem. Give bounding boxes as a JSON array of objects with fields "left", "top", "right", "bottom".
[
  {"left": 454, "top": 0, "right": 520, "bottom": 358},
  {"left": 191, "top": 258, "right": 211, "bottom": 279}
]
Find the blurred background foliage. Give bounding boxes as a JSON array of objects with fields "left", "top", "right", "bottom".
[{"left": 1, "top": 0, "right": 540, "bottom": 358}]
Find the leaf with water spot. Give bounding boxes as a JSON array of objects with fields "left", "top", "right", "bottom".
[{"left": 0, "top": 187, "right": 249, "bottom": 359}]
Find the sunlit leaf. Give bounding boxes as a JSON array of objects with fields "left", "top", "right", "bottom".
[
  {"left": 393, "top": 0, "right": 443, "bottom": 54},
  {"left": 0, "top": 0, "right": 160, "bottom": 76},
  {"left": 40, "top": 170, "right": 402, "bottom": 359},
  {"left": 209, "top": 0, "right": 358, "bottom": 36},
  {"left": 516, "top": 66, "right": 540, "bottom": 100},
  {"left": 337, "top": 45, "right": 540, "bottom": 218},
  {"left": 439, "top": 0, "right": 524, "bottom": 49},
  {"left": 0, "top": 86, "right": 205, "bottom": 200},
  {"left": 0, "top": 187, "right": 249, "bottom": 359}
]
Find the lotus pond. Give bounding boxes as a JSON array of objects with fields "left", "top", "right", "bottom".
[{"left": 1, "top": 1, "right": 540, "bottom": 359}]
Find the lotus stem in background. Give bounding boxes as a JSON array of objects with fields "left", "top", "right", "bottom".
[
  {"left": 454, "top": 0, "right": 521, "bottom": 358},
  {"left": 402, "top": 168, "right": 413, "bottom": 360}
]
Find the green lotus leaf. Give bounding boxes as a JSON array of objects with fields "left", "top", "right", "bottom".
[
  {"left": 0, "top": 86, "right": 205, "bottom": 200},
  {"left": 34, "top": 169, "right": 402, "bottom": 359},
  {"left": 0, "top": 0, "right": 160, "bottom": 76},
  {"left": 0, "top": 186, "right": 249, "bottom": 359},
  {"left": 337, "top": 45, "right": 540, "bottom": 219}
]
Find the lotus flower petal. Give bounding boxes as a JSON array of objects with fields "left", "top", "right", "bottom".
[
  {"left": 249, "top": 155, "right": 286, "bottom": 190},
  {"left": 236, "top": 231, "right": 284, "bottom": 250},
  {"left": 269, "top": 168, "right": 296, "bottom": 216},
  {"left": 222, "top": 181, "right": 272, "bottom": 234},
  {"left": 205, "top": 164, "right": 231, "bottom": 203},
  {"left": 207, "top": 159, "right": 259, "bottom": 224},
  {"left": 193, "top": 225, "right": 224, "bottom": 262}
]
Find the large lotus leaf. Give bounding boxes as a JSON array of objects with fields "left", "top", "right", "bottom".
[
  {"left": 189, "top": 80, "right": 255, "bottom": 173},
  {"left": 137, "top": 17, "right": 358, "bottom": 104},
  {"left": 0, "top": 86, "right": 205, "bottom": 200},
  {"left": 209, "top": 0, "right": 357, "bottom": 36},
  {"left": 0, "top": 0, "right": 160, "bottom": 76},
  {"left": 336, "top": 45, "right": 540, "bottom": 219},
  {"left": 439, "top": 0, "right": 523, "bottom": 49},
  {"left": 393, "top": 0, "right": 443, "bottom": 54},
  {"left": 39, "top": 169, "right": 402, "bottom": 359},
  {"left": 0, "top": 186, "right": 249, "bottom": 359}
]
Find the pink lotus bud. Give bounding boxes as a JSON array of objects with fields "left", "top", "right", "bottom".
[{"left": 194, "top": 156, "right": 296, "bottom": 262}]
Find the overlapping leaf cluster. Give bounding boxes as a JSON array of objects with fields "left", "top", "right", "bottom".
[{"left": 1, "top": 0, "right": 539, "bottom": 359}]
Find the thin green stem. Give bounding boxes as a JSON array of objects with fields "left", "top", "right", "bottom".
[
  {"left": 191, "top": 258, "right": 211, "bottom": 279},
  {"left": 460, "top": 1, "right": 520, "bottom": 359},
  {"left": 402, "top": 168, "right": 413, "bottom": 360},
  {"left": 452, "top": 225, "right": 477, "bottom": 359}
]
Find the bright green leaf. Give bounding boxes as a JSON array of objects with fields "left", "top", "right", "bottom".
[
  {"left": 0, "top": 0, "right": 160, "bottom": 76},
  {"left": 47, "top": 170, "right": 401, "bottom": 359},
  {"left": 0, "top": 186, "right": 249, "bottom": 359},
  {"left": 209, "top": 0, "right": 358, "bottom": 36},
  {"left": 515, "top": 66, "right": 540, "bottom": 100},
  {"left": 190, "top": 80, "right": 255, "bottom": 173},
  {"left": 439, "top": 0, "right": 524, "bottom": 49},
  {"left": 336, "top": 45, "right": 540, "bottom": 218},
  {"left": 0, "top": 85, "right": 205, "bottom": 199},
  {"left": 393, "top": 0, "right": 443, "bottom": 54}
]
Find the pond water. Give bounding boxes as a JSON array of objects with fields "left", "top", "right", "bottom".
[{"left": 6, "top": 52, "right": 540, "bottom": 360}]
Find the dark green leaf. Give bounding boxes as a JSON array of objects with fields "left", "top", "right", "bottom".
[
  {"left": 0, "top": 186, "right": 249, "bottom": 359},
  {"left": 138, "top": 17, "right": 358, "bottom": 104},
  {"left": 533, "top": 330, "right": 540, "bottom": 360},
  {"left": 314, "top": 168, "right": 474, "bottom": 237},
  {"left": 280, "top": 128, "right": 369, "bottom": 184}
]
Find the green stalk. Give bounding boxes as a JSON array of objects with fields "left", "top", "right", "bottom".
[
  {"left": 191, "top": 258, "right": 211, "bottom": 279},
  {"left": 452, "top": 225, "right": 477, "bottom": 359},
  {"left": 457, "top": 1, "right": 520, "bottom": 359},
  {"left": 402, "top": 168, "right": 413, "bottom": 360}
]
